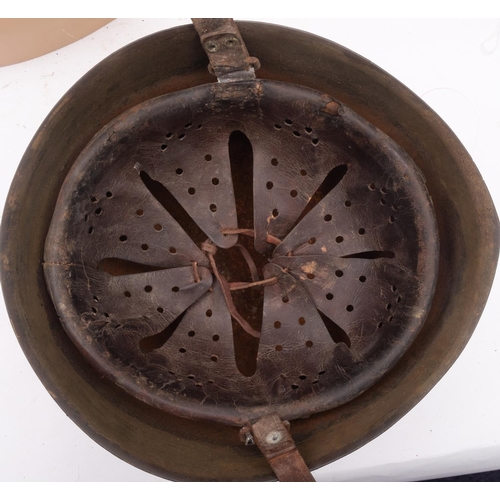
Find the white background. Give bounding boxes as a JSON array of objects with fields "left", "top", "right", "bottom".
[{"left": 0, "top": 18, "right": 499, "bottom": 482}]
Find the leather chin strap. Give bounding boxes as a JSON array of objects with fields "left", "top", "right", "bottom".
[
  {"left": 191, "top": 18, "right": 260, "bottom": 83},
  {"left": 242, "top": 413, "right": 316, "bottom": 482}
]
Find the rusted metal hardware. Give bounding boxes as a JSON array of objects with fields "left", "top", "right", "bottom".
[
  {"left": 244, "top": 414, "right": 315, "bottom": 482},
  {"left": 192, "top": 18, "right": 260, "bottom": 82}
]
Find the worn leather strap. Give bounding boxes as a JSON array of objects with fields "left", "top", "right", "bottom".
[
  {"left": 191, "top": 18, "right": 260, "bottom": 82},
  {"left": 235, "top": 243, "right": 260, "bottom": 282},
  {"left": 207, "top": 252, "right": 261, "bottom": 339},
  {"left": 249, "top": 414, "right": 316, "bottom": 482}
]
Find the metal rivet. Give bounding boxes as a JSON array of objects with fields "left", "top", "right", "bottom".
[
  {"left": 244, "top": 432, "right": 255, "bottom": 446},
  {"left": 224, "top": 36, "right": 239, "bottom": 48},
  {"left": 204, "top": 41, "right": 219, "bottom": 53},
  {"left": 265, "top": 431, "right": 283, "bottom": 444}
]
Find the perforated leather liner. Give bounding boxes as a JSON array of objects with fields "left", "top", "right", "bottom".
[{"left": 44, "top": 79, "right": 438, "bottom": 425}]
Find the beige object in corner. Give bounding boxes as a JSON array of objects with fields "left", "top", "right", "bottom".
[{"left": 0, "top": 18, "right": 114, "bottom": 67}]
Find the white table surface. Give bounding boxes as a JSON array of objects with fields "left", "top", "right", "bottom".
[{"left": 0, "top": 18, "right": 499, "bottom": 482}]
